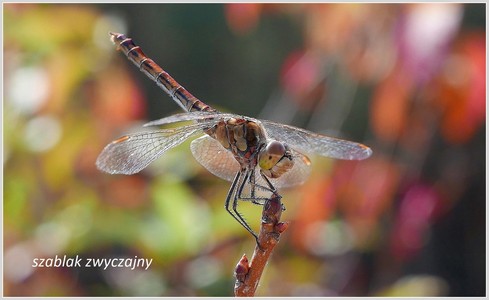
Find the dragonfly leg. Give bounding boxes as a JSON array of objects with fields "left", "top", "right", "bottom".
[
  {"left": 238, "top": 169, "right": 267, "bottom": 204},
  {"left": 238, "top": 169, "right": 276, "bottom": 206},
  {"left": 225, "top": 171, "right": 259, "bottom": 240},
  {"left": 252, "top": 169, "right": 276, "bottom": 194},
  {"left": 260, "top": 173, "right": 286, "bottom": 212},
  {"left": 249, "top": 169, "right": 271, "bottom": 205}
]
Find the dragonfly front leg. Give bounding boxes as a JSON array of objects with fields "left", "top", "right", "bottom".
[
  {"left": 260, "top": 172, "right": 286, "bottom": 212},
  {"left": 238, "top": 168, "right": 276, "bottom": 206},
  {"left": 246, "top": 169, "right": 285, "bottom": 212}
]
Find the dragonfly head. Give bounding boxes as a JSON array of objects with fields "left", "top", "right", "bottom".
[{"left": 258, "top": 140, "right": 294, "bottom": 179}]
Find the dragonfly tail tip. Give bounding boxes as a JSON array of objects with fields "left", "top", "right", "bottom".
[
  {"left": 108, "top": 32, "right": 123, "bottom": 44},
  {"left": 361, "top": 146, "right": 373, "bottom": 160}
]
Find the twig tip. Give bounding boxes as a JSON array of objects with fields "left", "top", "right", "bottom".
[{"left": 234, "top": 254, "right": 250, "bottom": 283}]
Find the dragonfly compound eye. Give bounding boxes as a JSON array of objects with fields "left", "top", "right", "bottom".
[
  {"left": 258, "top": 141, "right": 294, "bottom": 179},
  {"left": 259, "top": 141, "right": 286, "bottom": 170},
  {"left": 258, "top": 141, "right": 294, "bottom": 178}
]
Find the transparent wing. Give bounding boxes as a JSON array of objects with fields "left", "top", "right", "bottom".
[
  {"left": 96, "top": 123, "right": 206, "bottom": 175},
  {"left": 262, "top": 120, "right": 372, "bottom": 160},
  {"left": 190, "top": 135, "right": 240, "bottom": 182},
  {"left": 143, "top": 111, "right": 244, "bottom": 127},
  {"left": 143, "top": 111, "right": 223, "bottom": 127}
]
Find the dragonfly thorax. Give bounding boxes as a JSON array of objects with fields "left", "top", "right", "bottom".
[
  {"left": 209, "top": 117, "right": 268, "bottom": 167},
  {"left": 258, "top": 140, "right": 294, "bottom": 179},
  {"left": 210, "top": 118, "right": 295, "bottom": 179}
]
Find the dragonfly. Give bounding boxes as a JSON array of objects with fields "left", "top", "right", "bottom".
[{"left": 96, "top": 32, "right": 372, "bottom": 240}]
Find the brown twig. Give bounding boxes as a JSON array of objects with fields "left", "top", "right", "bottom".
[{"left": 234, "top": 194, "right": 289, "bottom": 296}]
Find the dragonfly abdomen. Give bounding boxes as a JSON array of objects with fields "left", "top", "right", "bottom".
[{"left": 109, "top": 32, "right": 215, "bottom": 113}]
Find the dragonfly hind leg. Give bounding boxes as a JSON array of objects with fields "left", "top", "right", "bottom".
[
  {"left": 225, "top": 171, "right": 259, "bottom": 241},
  {"left": 224, "top": 169, "right": 286, "bottom": 241}
]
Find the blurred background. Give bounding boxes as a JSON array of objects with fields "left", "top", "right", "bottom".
[{"left": 3, "top": 3, "right": 486, "bottom": 297}]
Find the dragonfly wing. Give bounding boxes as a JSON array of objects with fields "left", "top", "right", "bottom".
[
  {"left": 262, "top": 120, "right": 372, "bottom": 160},
  {"left": 96, "top": 123, "right": 205, "bottom": 175},
  {"left": 190, "top": 135, "right": 240, "bottom": 182},
  {"left": 143, "top": 111, "right": 222, "bottom": 127}
]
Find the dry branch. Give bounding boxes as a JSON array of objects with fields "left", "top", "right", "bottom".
[{"left": 234, "top": 194, "right": 289, "bottom": 296}]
